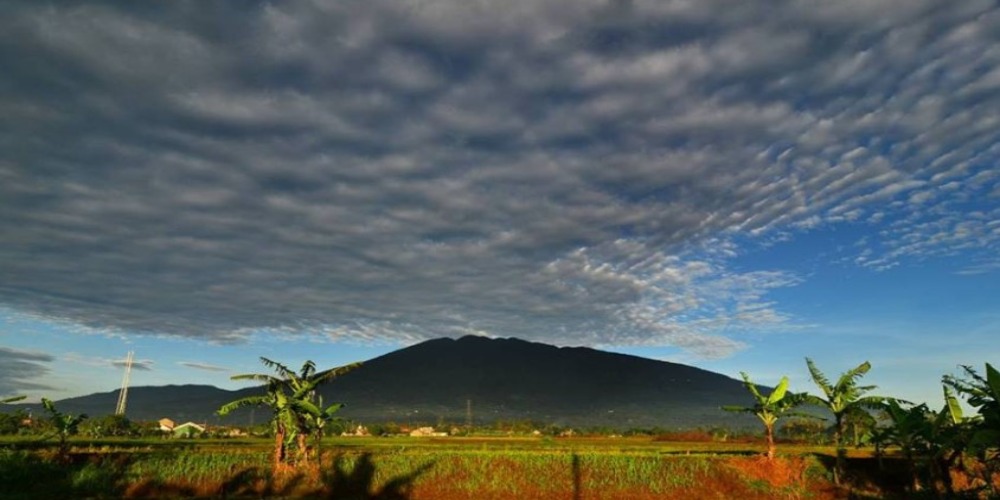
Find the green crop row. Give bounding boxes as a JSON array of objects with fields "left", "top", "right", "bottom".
[{"left": 0, "top": 445, "right": 827, "bottom": 499}]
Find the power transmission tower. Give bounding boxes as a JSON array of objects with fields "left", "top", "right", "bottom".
[{"left": 115, "top": 351, "right": 134, "bottom": 415}]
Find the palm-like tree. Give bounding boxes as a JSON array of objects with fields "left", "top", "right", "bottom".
[
  {"left": 943, "top": 362, "right": 1000, "bottom": 497},
  {"left": 880, "top": 387, "right": 965, "bottom": 494},
  {"left": 804, "top": 358, "right": 887, "bottom": 484},
  {"left": 723, "top": 373, "right": 814, "bottom": 459},
  {"left": 1, "top": 395, "right": 26, "bottom": 404},
  {"left": 41, "top": 398, "right": 87, "bottom": 460},
  {"left": 217, "top": 358, "right": 359, "bottom": 470},
  {"left": 943, "top": 363, "right": 1000, "bottom": 449}
]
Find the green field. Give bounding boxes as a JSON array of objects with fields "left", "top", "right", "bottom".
[{"left": 0, "top": 435, "right": 962, "bottom": 499}]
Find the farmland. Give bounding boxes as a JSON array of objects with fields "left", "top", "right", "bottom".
[
  {"left": 0, "top": 434, "right": 986, "bottom": 499},
  {"left": 3, "top": 358, "right": 999, "bottom": 498}
]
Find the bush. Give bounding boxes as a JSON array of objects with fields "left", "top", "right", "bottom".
[
  {"left": 0, "top": 411, "right": 27, "bottom": 435},
  {"left": 80, "top": 415, "right": 135, "bottom": 438}
]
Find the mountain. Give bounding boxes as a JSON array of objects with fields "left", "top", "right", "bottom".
[
  {"left": 27, "top": 385, "right": 239, "bottom": 424},
  {"left": 313, "top": 336, "right": 757, "bottom": 428},
  {"left": 22, "top": 336, "right": 760, "bottom": 429}
]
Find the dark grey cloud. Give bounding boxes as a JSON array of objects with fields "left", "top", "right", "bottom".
[
  {"left": 0, "top": 347, "right": 55, "bottom": 395},
  {"left": 178, "top": 361, "right": 229, "bottom": 373},
  {"left": 64, "top": 352, "right": 153, "bottom": 371},
  {"left": 1, "top": 1, "right": 999, "bottom": 356},
  {"left": 112, "top": 358, "right": 153, "bottom": 371}
]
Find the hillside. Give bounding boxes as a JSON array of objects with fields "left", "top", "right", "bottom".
[
  {"left": 313, "top": 336, "right": 756, "bottom": 428},
  {"left": 20, "top": 336, "right": 759, "bottom": 429}
]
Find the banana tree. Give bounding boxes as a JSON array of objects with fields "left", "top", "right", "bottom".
[
  {"left": 928, "top": 386, "right": 967, "bottom": 496},
  {"left": 300, "top": 394, "right": 344, "bottom": 454},
  {"left": 943, "top": 363, "right": 1000, "bottom": 452},
  {"left": 882, "top": 399, "right": 933, "bottom": 492},
  {"left": 217, "top": 357, "right": 359, "bottom": 470},
  {"left": 943, "top": 362, "right": 1000, "bottom": 496},
  {"left": 843, "top": 406, "right": 878, "bottom": 447},
  {"left": 40, "top": 398, "right": 87, "bottom": 459},
  {"left": 723, "top": 373, "right": 815, "bottom": 459},
  {"left": 804, "top": 358, "right": 888, "bottom": 484},
  {"left": 881, "top": 387, "right": 965, "bottom": 494}
]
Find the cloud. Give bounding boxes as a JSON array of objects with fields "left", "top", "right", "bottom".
[
  {"left": 112, "top": 358, "right": 154, "bottom": 371},
  {"left": 65, "top": 353, "right": 154, "bottom": 371},
  {"left": 0, "top": 347, "right": 55, "bottom": 395},
  {"left": 178, "top": 361, "right": 230, "bottom": 373},
  {"left": 957, "top": 261, "right": 1000, "bottom": 276},
  {"left": 1, "top": 1, "right": 999, "bottom": 356}
]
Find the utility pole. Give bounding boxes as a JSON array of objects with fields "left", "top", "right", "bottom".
[{"left": 115, "top": 351, "right": 134, "bottom": 416}]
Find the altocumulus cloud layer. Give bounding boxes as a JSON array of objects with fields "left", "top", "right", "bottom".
[{"left": 2, "top": 1, "right": 999, "bottom": 357}]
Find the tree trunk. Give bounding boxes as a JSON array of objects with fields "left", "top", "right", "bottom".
[
  {"left": 833, "top": 415, "right": 845, "bottom": 485},
  {"left": 312, "top": 428, "right": 323, "bottom": 465},
  {"left": 57, "top": 433, "right": 70, "bottom": 463},
  {"left": 904, "top": 448, "right": 920, "bottom": 493},
  {"left": 274, "top": 427, "right": 286, "bottom": 471},
  {"left": 932, "top": 456, "right": 954, "bottom": 496},
  {"left": 765, "top": 423, "right": 776, "bottom": 460},
  {"left": 297, "top": 432, "right": 308, "bottom": 466}
]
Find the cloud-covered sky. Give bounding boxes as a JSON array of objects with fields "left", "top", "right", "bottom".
[
  {"left": 0, "top": 347, "right": 54, "bottom": 395},
  {"left": 2, "top": 1, "right": 998, "bottom": 403}
]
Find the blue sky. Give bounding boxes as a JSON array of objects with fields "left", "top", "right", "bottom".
[{"left": 1, "top": 0, "right": 999, "bottom": 409}]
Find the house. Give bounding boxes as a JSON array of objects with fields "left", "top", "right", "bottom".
[
  {"left": 223, "top": 427, "right": 247, "bottom": 437},
  {"left": 158, "top": 418, "right": 176, "bottom": 432},
  {"left": 341, "top": 425, "right": 370, "bottom": 437},
  {"left": 172, "top": 422, "right": 205, "bottom": 438},
  {"left": 409, "top": 426, "right": 447, "bottom": 437}
]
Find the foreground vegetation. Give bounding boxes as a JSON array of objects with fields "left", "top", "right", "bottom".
[
  {"left": 0, "top": 435, "right": 881, "bottom": 499},
  {"left": 217, "top": 357, "right": 360, "bottom": 470},
  {"left": 2, "top": 357, "right": 998, "bottom": 498},
  {"left": 731, "top": 360, "right": 1000, "bottom": 496},
  {"left": 2, "top": 434, "right": 999, "bottom": 499}
]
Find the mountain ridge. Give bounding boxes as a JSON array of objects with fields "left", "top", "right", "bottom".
[{"left": 18, "top": 336, "right": 759, "bottom": 429}]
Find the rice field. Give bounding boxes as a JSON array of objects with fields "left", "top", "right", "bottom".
[{"left": 0, "top": 435, "right": 942, "bottom": 499}]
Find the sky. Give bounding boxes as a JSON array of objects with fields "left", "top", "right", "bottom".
[{"left": 1, "top": 1, "right": 999, "bottom": 410}]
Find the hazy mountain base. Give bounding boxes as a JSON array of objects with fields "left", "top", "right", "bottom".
[{"left": 334, "top": 402, "right": 757, "bottom": 430}]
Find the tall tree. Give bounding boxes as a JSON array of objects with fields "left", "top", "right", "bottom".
[
  {"left": 217, "top": 358, "right": 359, "bottom": 471},
  {"left": 723, "top": 373, "right": 814, "bottom": 459},
  {"left": 804, "top": 358, "right": 887, "bottom": 485}
]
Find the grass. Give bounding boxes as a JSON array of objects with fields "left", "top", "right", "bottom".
[
  {"left": 123, "top": 449, "right": 268, "bottom": 483},
  {"left": 0, "top": 436, "right": 829, "bottom": 498},
  {"left": 2, "top": 435, "right": 978, "bottom": 498}
]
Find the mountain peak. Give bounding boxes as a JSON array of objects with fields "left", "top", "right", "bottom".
[{"left": 314, "top": 336, "right": 754, "bottom": 428}]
